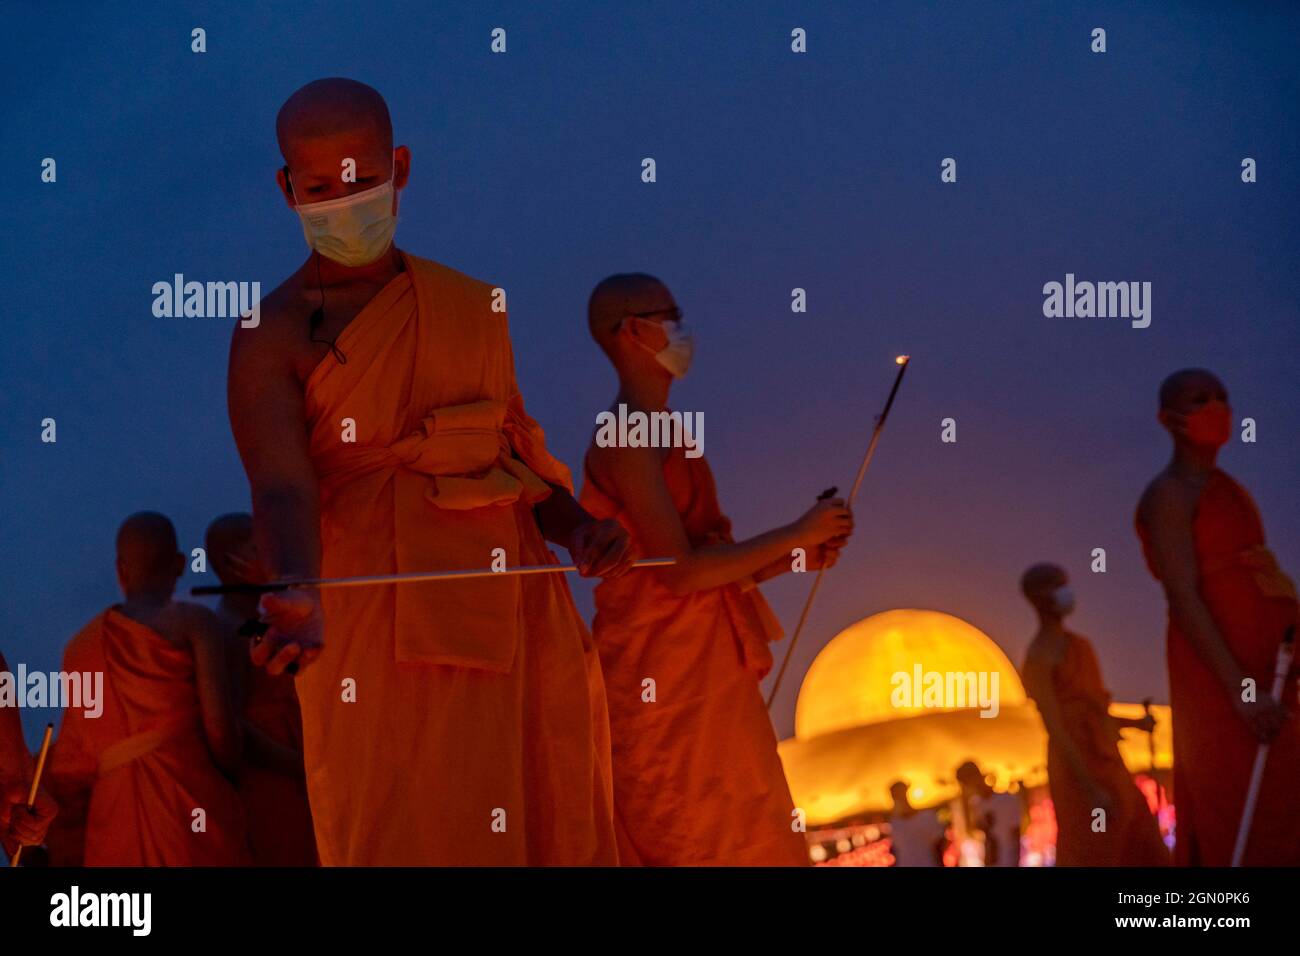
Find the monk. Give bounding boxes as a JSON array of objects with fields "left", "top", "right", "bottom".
[
  {"left": 953, "top": 761, "right": 1021, "bottom": 866},
  {"left": 580, "top": 273, "right": 853, "bottom": 865},
  {"left": 1, "top": 650, "right": 58, "bottom": 862},
  {"left": 1136, "top": 368, "right": 1299, "bottom": 866},
  {"left": 227, "top": 78, "right": 632, "bottom": 865},
  {"left": 1020, "top": 563, "right": 1169, "bottom": 866},
  {"left": 45, "top": 512, "right": 249, "bottom": 866},
  {"left": 206, "top": 513, "right": 318, "bottom": 866}
]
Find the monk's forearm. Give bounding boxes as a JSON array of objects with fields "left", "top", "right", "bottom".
[
  {"left": 533, "top": 484, "right": 592, "bottom": 550},
  {"left": 751, "top": 555, "right": 789, "bottom": 583},
  {"left": 1166, "top": 588, "right": 1248, "bottom": 693},
  {"left": 253, "top": 485, "right": 322, "bottom": 579},
  {"left": 662, "top": 524, "right": 803, "bottom": 596}
]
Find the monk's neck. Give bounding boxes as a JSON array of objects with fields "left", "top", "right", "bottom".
[
  {"left": 1170, "top": 441, "right": 1218, "bottom": 477},
  {"left": 120, "top": 590, "right": 173, "bottom": 609},
  {"left": 615, "top": 374, "right": 671, "bottom": 413},
  {"left": 308, "top": 245, "right": 403, "bottom": 290},
  {"left": 1035, "top": 619, "right": 1067, "bottom": 642}
]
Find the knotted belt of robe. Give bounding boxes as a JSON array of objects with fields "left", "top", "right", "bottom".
[
  {"left": 691, "top": 529, "right": 784, "bottom": 679},
  {"left": 314, "top": 400, "right": 555, "bottom": 672},
  {"left": 98, "top": 711, "right": 202, "bottom": 777}
]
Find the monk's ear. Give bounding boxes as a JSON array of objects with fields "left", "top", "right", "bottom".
[
  {"left": 276, "top": 165, "right": 296, "bottom": 209},
  {"left": 392, "top": 146, "right": 411, "bottom": 191}
]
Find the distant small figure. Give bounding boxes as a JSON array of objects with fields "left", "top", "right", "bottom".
[
  {"left": 1019, "top": 562, "right": 1168, "bottom": 866},
  {"left": 45, "top": 512, "right": 249, "bottom": 866},
  {"left": 886, "top": 780, "right": 944, "bottom": 867},
  {"left": 954, "top": 760, "right": 1021, "bottom": 866}
]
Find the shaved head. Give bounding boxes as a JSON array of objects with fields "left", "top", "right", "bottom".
[
  {"left": 276, "top": 77, "right": 392, "bottom": 163},
  {"left": 205, "top": 513, "right": 252, "bottom": 560},
  {"left": 116, "top": 511, "right": 182, "bottom": 596},
  {"left": 1020, "top": 562, "right": 1066, "bottom": 600},
  {"left": 1159, "top": 368, "right": 1225, "bottom": 411},
  {"left": 205, "top": 512, "right": 258, "bottom": 587},
  {"left": 587, "top": 273, "right": 670, "bottom": 350}
]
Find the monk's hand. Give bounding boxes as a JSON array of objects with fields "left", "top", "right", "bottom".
[
  {"left": 1233, "top": 690, "right": 1288, "bottom": 743},
  {"left": 1, "top": 782, "right": 57, "bottom": 853},
  {"left": 253, "top": 591, "right": 324, "bottom": 676},
  {"left": 808, "top": 538, "right": 848, "bottom": 570},
  {"left": 795, "top": 498, "right": 854, "bottom": 547},
  {"left": 569, "top": 518, "right": 634, "bottom": 578}
]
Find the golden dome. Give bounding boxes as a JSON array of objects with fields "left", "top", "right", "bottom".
[{"left": 794, "top": 608, "right": 1027, "bottom": 740}]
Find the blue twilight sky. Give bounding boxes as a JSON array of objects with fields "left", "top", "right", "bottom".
[{"left": 1, "top": 1, "right": 1297, "bottom": 744}]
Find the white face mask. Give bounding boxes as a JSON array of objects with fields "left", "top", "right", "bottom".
[
  {"left": 291, "top": 169, "right": 397, "bottom": 267},
  {"left": 1051, "top": 585, "right": 1076, "bottom": 617},
  {"left": 642, "top": 318, "right": 695, "bottom": 378}
]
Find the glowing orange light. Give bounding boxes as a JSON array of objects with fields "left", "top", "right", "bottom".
[{"left": 895, "top": 354, "right": 910, "bottom": 364}]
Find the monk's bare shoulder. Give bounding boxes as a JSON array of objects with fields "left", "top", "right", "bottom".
[
  {"left": 1137, "top": 470, "right": 1198, "bottom": 528},
  {"left": 232, "top": 276, "right": 304, "bottom": 341},
  {"left": 163, "top": 601, "right": 226, "bottom": 650},
  {"left": 229, "top": 274, "right": 313, "bottom": 379},
  {"left": 1022, "top": 637, "right": 1063, "bottom": 692}
]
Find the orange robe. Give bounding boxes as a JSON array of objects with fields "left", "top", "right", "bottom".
[
  {"left": 1028, "top": 632, "right": 1168, "bottom": 866},
  {"left": 297, "top": 250, "right": 616, "bottom": 865},
  {"left": 45, "top": 608, "right": 250, "bottom": 866},
  {"left": 237, "top": 660, "right": 318, "bottom": 866},
  {"left": 580, "top": 444, "right": 808, "bottom": 866},
  {"left": 1137, "top": 469, "right": 1300, "bottom": 866}
]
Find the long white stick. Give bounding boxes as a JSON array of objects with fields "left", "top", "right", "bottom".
[
  {"left": 765, "top": 356, "right": 910, "bottom": 709},
  {"left": 192, "top": 557, "right": 676, "bottom": 596},
  {"left": 1230, "top": 627, "right": 1295, "bottom": 866}
]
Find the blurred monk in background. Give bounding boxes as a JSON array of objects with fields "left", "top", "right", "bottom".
[
  {"left": 1020, "top": 563, "right": 1168, "bottom": 866},
  {"left": 580, "top": 273, "right": 852, "bottom": 865},
  {"left": 1136, "top": 369, "right": 1299, "bottom": 866},
  {"left": 206, "top": 513, "right": 318, "bottom": 866},
  {"left": 1, "top": 649, "right": 58, "bottom": 863},
  {"left": 45, "top": 512, "right": 249, "bottom": 866},
  {"left": 227, "top": 78, "right": 631, "bottom": 865}
]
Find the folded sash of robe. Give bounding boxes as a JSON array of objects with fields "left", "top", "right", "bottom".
[{"left": 313, "top": 398, "right": 554, "bottom": 668}]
